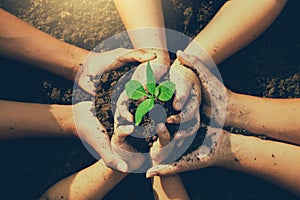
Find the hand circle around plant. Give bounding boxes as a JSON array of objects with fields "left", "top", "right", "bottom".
[
  {"left": 71, "top": 28, "right": 226, "bottom": 173},
  {"left": 125, "top": 61, "right": 176, "bottom": 126}
]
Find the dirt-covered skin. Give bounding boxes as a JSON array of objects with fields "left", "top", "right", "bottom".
[{"left": 1, "top": 0, "right": 300, "bottom": 199}]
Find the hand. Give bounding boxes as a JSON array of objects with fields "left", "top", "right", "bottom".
[
  {"left": 111, "top": 124, "right": 146, "bottom": 172},
  {"left": 150, "top": 123, "right": 176, "bottom": 166},
  {"left": 77, "top": 48, "right": 156, "bottom": 95},
  {"left": 175, "top": 50, "right": 231, "bottom": 126},
  {"left": 165, "top": 59, "right": 202, "bottom": 139},
  {"left": 73, "top": 101, "right": 129, "bottom": 172},
  {"left": 146, "top": 126, "right": 231, "bottom": 178}
]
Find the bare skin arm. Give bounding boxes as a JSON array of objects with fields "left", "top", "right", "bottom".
[
  {"left": 223, "top": 132, "right": 300, "bottom": 195},
  {"left": 0, "top": 100, "right": 75, "bottom": 139},
  {"left": 151, "top": 124, "right": 190, "bottom": 200},
  {"left": 40, "top": 160, "right": 127, "bottom": 200},
  {"left": 0, "top": 8, "right": 88, "bottom": 81},
  {"left": 226, "top": 93, "right": 300, "bottom": 145}
]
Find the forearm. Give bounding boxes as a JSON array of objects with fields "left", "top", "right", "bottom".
[
  {"left": 152, "top": 175, "right": 190, "bottom": 200},
  {"left": 114, "top": 0, "right": 169, "bottom": 64},
  {"left": 0, "top": 9, "right": 89, "bottom": 81},
  {"left": 226, "top": 93, "right": 300, "bottom": 145},
  {"left": 40, "top": 160, "right": 127, "bottom": 200},
  {"left": 221, "top": 134, "right": 300, "bottom": 195},
  {"left": 0, "top": 100, "right": 74, "bottom": 139},
  {"left": 184, "top": 0, "right": 287, "bottom": 65}
]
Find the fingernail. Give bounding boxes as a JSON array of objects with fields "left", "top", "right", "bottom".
[
  {"left": 146, "top": 171, "right": 157, "bottom": 178},
  {"left": 117, "top": 161, "right": 128, "bottom": 172},
  {"left": 120, "top": 125, "right": 134, "bottom": 134},
  {"left": 166, "top": 117, "right": 173, "bottom": 123},
  {"left": 175, "top": 102, "right": 181, "bottom": 110},
  {"left": 157, "top": 123, "right": 164, "bottom": 132},
  {"left": 177, "top": 50, "right": 183, "bottom": 56}
]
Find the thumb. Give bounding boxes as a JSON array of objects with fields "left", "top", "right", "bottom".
[
  {"left": 146, "top": 164, "right": 180, "bottom": 178},
  {"left": 108, "top": 49, "right": 156, "bottom": 71},
  {"left": 102, "top": 155, "right": 128, "bottom": 172}
]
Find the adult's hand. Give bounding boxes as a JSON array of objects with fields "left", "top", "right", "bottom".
[
  {"left": 73, "top": 101, "right": 132, "bottom": 172},
  {"left": 111, "top": 124, "right": 145, "bottom": 172},
  {"left": 174, "top": 50, "right": 232, "bottom": 126},
  {"left": 146, "top": 126, "right": 231, "bottom": 177},
  {"left": 77, "top": 48, "right": 156, "bottom": 95}
]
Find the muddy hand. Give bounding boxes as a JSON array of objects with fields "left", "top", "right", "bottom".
[
  {"left": 164, "top": 58, "right": 201, "bottom": 141},
  {"left": 146, "top": 126, "right": 230, "bottom": 178},
  {"left": 73, "top": 101, "right": 128, "bottom": 172},
  {"left": 111, "top": 124, "right": 145, "bottom": 172},
  {"left": 176, "top": 50, "right": 230, "bottom": 126},
  {"left": 150, "top": 123, "right": 176, "bottom": 166},
  {"left": 77, "top": 48, "right": 156, "bottom": 96}
]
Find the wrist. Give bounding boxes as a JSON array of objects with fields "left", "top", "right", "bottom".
[
  {"left": 50, "top": 104, "right": 76, "bottom": 137},
  {"left": 67, "top": 47, "right": 90, "bottom": 81},
  {"left": 224, "top": 92, "right": 251, "bottom": 129}
]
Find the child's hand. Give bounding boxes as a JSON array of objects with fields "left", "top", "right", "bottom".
[{"left": 77, "top": 48, "right": 156, "bottom": 95}]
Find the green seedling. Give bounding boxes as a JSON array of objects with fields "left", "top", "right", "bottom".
[{"left": 125, "top": 61, "right": 175, "bottom": 125}]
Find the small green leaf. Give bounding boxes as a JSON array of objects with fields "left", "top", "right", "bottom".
[
  {"left": 156, "top": 81, "right": 176, "bottom": 101},
  {"left": 126, "top": 80, "right": 147, "bottom": 100},
  {"left": 146, "top": 61, "right": 156, "bottom": 95},
  {"left": 154, "top": 86, "right": 160, "bottom": 97},
  {"left": 135, "top": 98, "right": 154, "bottom": 125}
]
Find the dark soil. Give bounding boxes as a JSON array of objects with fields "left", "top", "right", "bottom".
[{"left": 0, "top": 0, "right": 300, "bottom": 200}]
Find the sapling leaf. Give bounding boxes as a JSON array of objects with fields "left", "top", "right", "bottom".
[
  {"left": 135, "top": 98, "right": 155, "bottom": 125},
  {"left": 146, "top": 61, "right": 156, "bottom": 95},
  {"left": 156, "top": 81, "right": 176, "bottom": 101},
  {"left": 126, "top": 80, "right": 148, "bottom": 100},
  {"left": 154, "top": 86, "right": 160, "bottom": 97}
]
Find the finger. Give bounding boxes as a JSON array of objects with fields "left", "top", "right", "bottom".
[
  {"left": 167, "top": 87, "right": 200, "bottom": 124},
  {"left": 146, "top": 160, "right": 191, "bottom": 178},
  {"left": 116, "top": 91, "right": 134, "bottom": 122},
  {"left": 172, "top": 80, "right": 189, "bottom": 111},
  {"left": 108, "top": 49, "right": 156, "bottom": 71},
  {"left": 112, "top": 125, "right": 134, "bottom": 145},
  {"left": 173, "top": 112, "right": 200, "bottom": 141},
  {"left": 119, "top": 49, "right": 157, "bottom": 63},
  {"left": 156, "top": 123, "right": 171, "bottom": 147},
  {"left": 77, "top": 68, "right": 96, "bottom": 96},
  {"left": 177, "top": 50, "right": 223, "bottom": 91}
]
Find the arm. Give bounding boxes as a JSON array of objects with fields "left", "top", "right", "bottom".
[
  {"left": 0, "top": 9, "right": 88, "bottom": 81},
  {"left": 226, "top": 93, "right": 300, "bottom": 145},
  {"left": 183, "top": 0, "right": 288, "bottom": 65},
  {"left": 223, "top": 132, "right": 300, "bottom": 195},
  {"left": 0, "top": 100, "right": 75, "bottom": 139},
  {"left": 40, "top": 160, "right": 127, "bottom": 200},
  {"left": 150, "top": 124, "right": 190, "bottom": 200},
  {"left": 152, "top": 175, "right": 190, "bottom": 200},
  {"left": 113, "top": 0, "right": 169, "bottom": 65}
]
